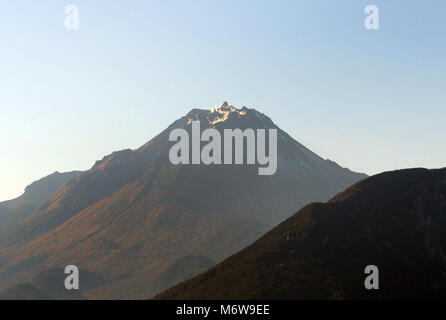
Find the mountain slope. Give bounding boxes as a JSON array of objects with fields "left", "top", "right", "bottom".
[
  {"left": 155, "top": 168, "right": 446, "bottom": 299},
  {"left": 0, "top": 171, "right": 81, "bottom": 234},
  {"left": 193, "top": 218, "right": 271, "bottom": 263},
  {"left": 0, "top": 267, "right": 106, "bottom": 300},
  {"left": 153, "top": 255, "right": 215, "bottom": 294},
  {"left": 0, "top": 103, "right": 366, "bottom": 299},
  {"left": 31, "top": 267, "right": 106, "bottom": 299},
  {"left": 0, "top": 283, "right": 50, "bottom": 300}
]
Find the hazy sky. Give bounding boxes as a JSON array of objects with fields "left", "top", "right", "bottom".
[{"left": 1, "top": 0, "right": 445, "bottom": 201}]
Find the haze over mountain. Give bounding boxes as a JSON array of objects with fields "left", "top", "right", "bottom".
[
  {"left": 0, "top": 171, "right": 81, "bottom": 234},
  {"left": 156, "top": 168, "right": 446, "bottom": 300},
  {"left": 0, "top": 103, "right": 365, "bottom": 299},
  {"left": 152, "top": 255, "right": 215, "bottom": 295},
  {"left": 0, "top": 267, "right": 106, "bottom": 300},
  {"left": 0, "top": 283, "right": 50, "bottom": 300}
]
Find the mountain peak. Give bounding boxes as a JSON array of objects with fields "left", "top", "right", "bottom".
[
  {"left": 185, "top": 103, "right": 258, "bottom": 126},
  {"left": 207, "top": 102, "right": 247, "bottom": 125}
]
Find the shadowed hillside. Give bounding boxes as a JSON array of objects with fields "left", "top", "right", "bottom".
[
  {"left": 193, "top": 218, "right": 271, "bottom": 263},
  {"left": 153, "top": 255, "right": 215, "bottom": 295},
  {"left": 0, "top": 267, "right": 106, "bottom": 300},
  {"left": 156, "top": 168, "right": 446, "bottom": 300},
  {"left": 0, "top": 284, "right": 50, "bottom": 300}
]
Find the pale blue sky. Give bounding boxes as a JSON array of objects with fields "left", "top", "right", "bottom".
[{"left": 1, "top": 0, "right": 445, "bottom": 201}]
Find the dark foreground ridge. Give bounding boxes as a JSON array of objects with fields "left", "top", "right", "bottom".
[{"left": 155, "top": 168, "right": 446, "bottom": 299}]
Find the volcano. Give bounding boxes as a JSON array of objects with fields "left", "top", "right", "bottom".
[{"left": 0, "top": 103, "right": 365, "bottom": 299}]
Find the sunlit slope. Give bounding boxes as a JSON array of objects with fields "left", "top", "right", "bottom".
[{"left": 0, "top": 104, "right": 365, "bottom": 299}]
